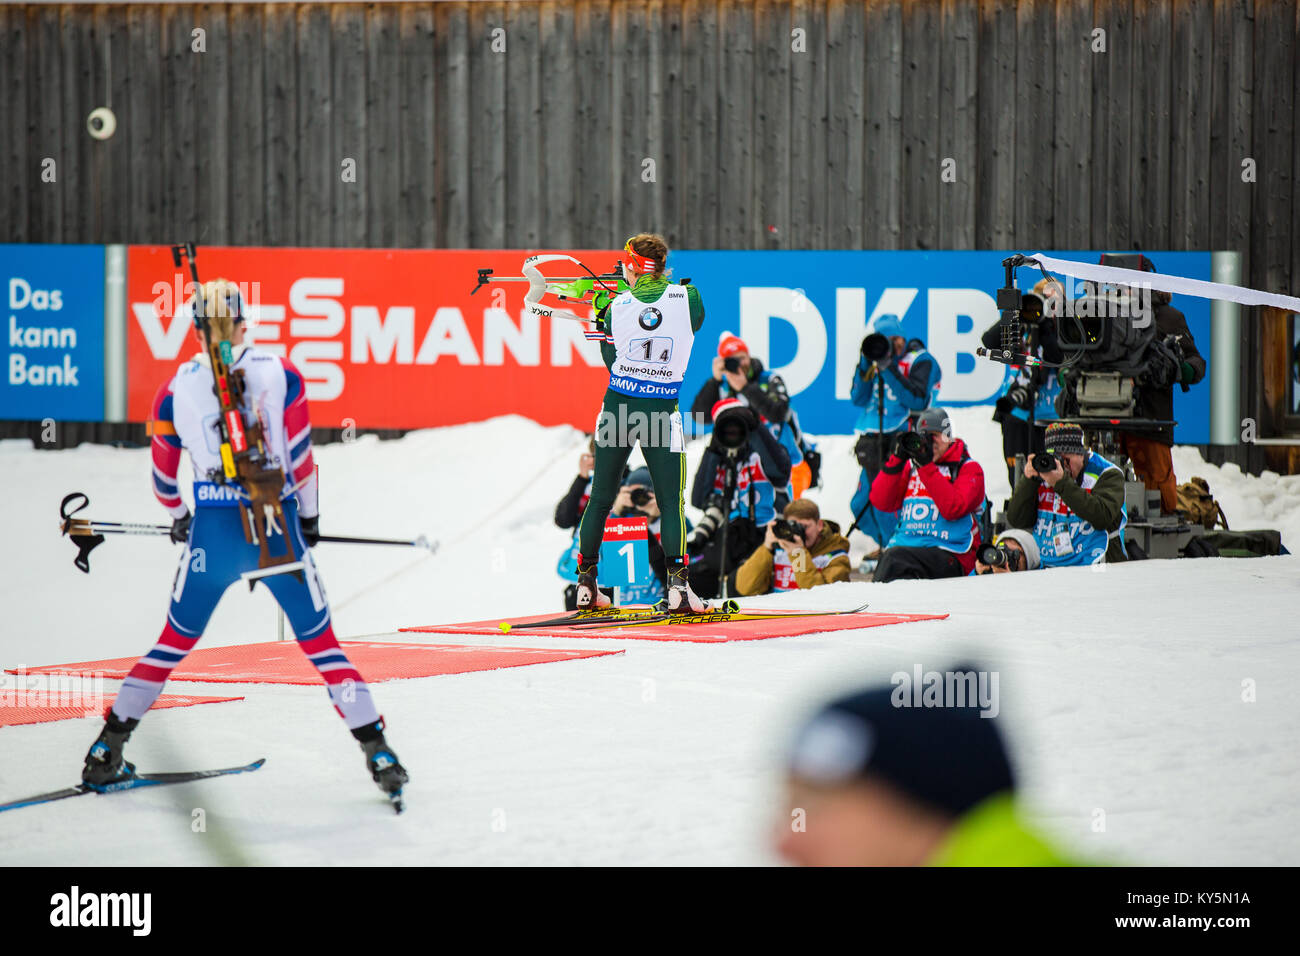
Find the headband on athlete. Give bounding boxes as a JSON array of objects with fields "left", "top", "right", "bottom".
[{"left": 623, "top": 239, "right": 660, "bottom": 275}]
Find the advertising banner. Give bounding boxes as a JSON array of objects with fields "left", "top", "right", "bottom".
[
  {"left": 0, "top": 244, "right": 105, "bottom": 421},
  {"left": 671, "top": 250, "right": 1213, "bottom": 443},
  {"left": 124, "top": 247, "right": 1213, "bottom": 442},
  {"left": 125, "top": 246, "right": 621, "bottom": 429}
]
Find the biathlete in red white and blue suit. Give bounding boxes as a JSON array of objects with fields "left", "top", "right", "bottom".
[{"left": 81, "top": 279, "right": 408, "bottom": 802}]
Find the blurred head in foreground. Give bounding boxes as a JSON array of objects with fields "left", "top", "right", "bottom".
[{"left": 777, "top": 665, "right": 1072, "bottom": 867}]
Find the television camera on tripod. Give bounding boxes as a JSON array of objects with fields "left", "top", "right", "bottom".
[{"left": 978, "top": 253, "right": 1207, "bottom": 559}]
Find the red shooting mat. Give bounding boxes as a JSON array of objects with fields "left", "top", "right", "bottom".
[
  {"left": 8, "top": 642, "right": 624, "bottom": 686},
  {"left": 1, "top": 692, "right": 243, "bottom": 728},
  {"left": 401, "top": 611, "right": 948, "bottom": 644}
]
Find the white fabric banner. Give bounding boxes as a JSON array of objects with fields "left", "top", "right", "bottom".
[{"left": 1025, "top": 252, "right": 1300, "bottom": 313}]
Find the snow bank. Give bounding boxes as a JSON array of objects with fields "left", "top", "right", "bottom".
[{"left": 1, "top": 409, "right": 1297, "bottom": 865}]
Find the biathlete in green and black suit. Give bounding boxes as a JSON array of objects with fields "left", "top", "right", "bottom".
[{"left": 575, "top": 234, "right": 709, "bottom": 613}]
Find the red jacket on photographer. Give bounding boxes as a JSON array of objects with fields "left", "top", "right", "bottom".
[{"left": 870, "top": 434, "right": 986, "bottom": 576}]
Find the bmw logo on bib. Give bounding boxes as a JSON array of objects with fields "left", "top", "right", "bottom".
[{"left": 637, "top": 307, "right": 664, "bottom": 331}]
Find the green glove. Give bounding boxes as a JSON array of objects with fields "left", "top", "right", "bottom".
[{"left": 1179, "top": 361, "right": 1196, "bottom": 385}]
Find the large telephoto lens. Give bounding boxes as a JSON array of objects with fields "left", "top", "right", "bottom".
[
  {"left": 861, "top": 333, "right": 890, "bottom": 361},
  {"left": 714, "top": 408, "right": 753, "bottom": 450}
]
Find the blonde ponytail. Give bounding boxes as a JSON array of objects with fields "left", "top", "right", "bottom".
[{"left": 195, "top": 279, "right": 245, "bottom": 341}]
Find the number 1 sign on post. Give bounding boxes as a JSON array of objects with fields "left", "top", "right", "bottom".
[{"left": 599, "top": 517, "right": 650, "bottom": 601}]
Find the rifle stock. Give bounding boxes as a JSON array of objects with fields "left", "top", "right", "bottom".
[{"left": 172, "top": 243, "right": 301, "bottom": 584}]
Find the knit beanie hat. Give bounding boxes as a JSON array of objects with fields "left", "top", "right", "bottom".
[
  {"left": 711, "top": 397, "right": 745, "bottom": 421},
  {"left": 623, "top": 467, "right": 653, "bottom": 488},
  {"left": 994, "top": 528, "right": 1041, "bottom": 571},
  {"left": 718, "top": 331, "right": 748, "bottom": 358},
  {"left": 871, "top": 315, "right": 904, "bottom": 340},
  {"left": 1043, "top": 422, "right": 1086, "bottom": 458}
]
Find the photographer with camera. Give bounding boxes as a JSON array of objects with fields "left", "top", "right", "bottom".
[
  {"left": 1098, "top": 255, "right": 1206, "bottom": 515},
  {"left": 1006, "top": 422, "right": 1127, "bottom": 567},
  {"left": 691, "top": 331, "right": 818, "bottom": 503},
  {"left": 974, "top": 529, "right": 1041, "bottom": 575},
  {"left": 848, "top": 316, "right": 942, "bottom": 563},
  {"left": 735, "top": 499, "right": 851, "bottom": 596},
  {"left": 688, "top": 397, "right": 792, "bottom": 599},
  {"left": 869, "top": 407, "right": 987, "bottom": 582},
  {"left": 982, "top": 279, "right": 1066, "bottom": 486}
]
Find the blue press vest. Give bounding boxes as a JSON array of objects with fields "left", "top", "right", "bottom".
[
  {"left": 887, "top": 456, "right": 979, "bottom": 554},
  {"left": 1032, "top": 451, "right": 1128, "bottom": 567},
  {"left": 852, "top": 347, "right": 941, "bottom": 434},
  {"left": 712, "top": 451, "right": 781, "bottom": 527}
]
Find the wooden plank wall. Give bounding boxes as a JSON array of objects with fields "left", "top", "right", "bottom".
[
  {"left": 2, "top": 0, "right": 1298, "bottom": 450},
  {"left": 3, "top": 0, "right": 1295, "bottom": 269}
]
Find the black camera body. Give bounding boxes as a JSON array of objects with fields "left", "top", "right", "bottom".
[
  {"left": 1031, "top": 451, "right": 1058, "bottom": 473},
  {"left": 724, "top": 355, "right": 763, "bottom": 378},
  {"left": 629, "top": 487, "right": 652, "bottom": 508},
  {"left": 977, "top": 543, "right": 1023, "bottom": 572},
  {"left": 898, "top": 431, "right": 924, "bottom": 457},
  {"left": 896, "top": 430, "right": 930, "bottom": 463},
  {"left": 770, "top": 518, "right": 803, "bottom": 545}
]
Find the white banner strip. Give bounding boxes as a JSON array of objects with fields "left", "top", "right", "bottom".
[{"left": 1025, "top": 252, "right": 1300, "bottom": 313}]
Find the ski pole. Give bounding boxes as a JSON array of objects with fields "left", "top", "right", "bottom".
[
  {"left": 65, "top": 523, "right": 437, "bottom": 550},
  {"left": 67, "top": 520, "right": 171, "bottom": 535},
  {"left": 60, "top": 492, "right": 437, "bottom": 572},
  {"left": 312, "top": 533, "right": 438, "bottom": 551}
]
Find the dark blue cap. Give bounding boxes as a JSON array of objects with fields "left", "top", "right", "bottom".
[
  {"left": 622, "top": 467, "right": 653, "bottom": 488},
  {"left": 788, "top": 664, "right": 1015, "bottom": 818}
]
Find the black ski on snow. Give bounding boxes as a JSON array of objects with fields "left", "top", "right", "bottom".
[
  {"left": 504, "top": 607, "right": 668, "bottom": 630},
  {"left": 0, "top": 758, "right": 266, "bottom": 814},
  {"left": 572, "top": 602, "right": 873, "bottom": 630},
  {"left": 505, "top": 600, "right": 741, "bottom": 631}
]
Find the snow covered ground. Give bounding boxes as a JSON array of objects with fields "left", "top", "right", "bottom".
[{"left": 1, "top": 406, "right": 1298, "bottom": 865}]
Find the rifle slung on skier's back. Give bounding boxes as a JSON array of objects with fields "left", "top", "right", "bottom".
[{"left": 173, "top": 242, "right": 302, "bottom": 583}]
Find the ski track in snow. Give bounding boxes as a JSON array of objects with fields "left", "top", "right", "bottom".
[{"left": 1, "top": 407, "right": 1298, "bottom": 865}]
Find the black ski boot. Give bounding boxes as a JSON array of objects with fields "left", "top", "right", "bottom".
[
  {"left": 82, "top": 713, "right": 139, "bottom": 787},
  {"left": 666, "top": 563, "right": 709, "bottom": 615},
  {"left": 353, "top": 719, "right": 409, "bottom": 813},
  {"left": 575, "top": 557, "right": 612, "bottom": 610}
]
